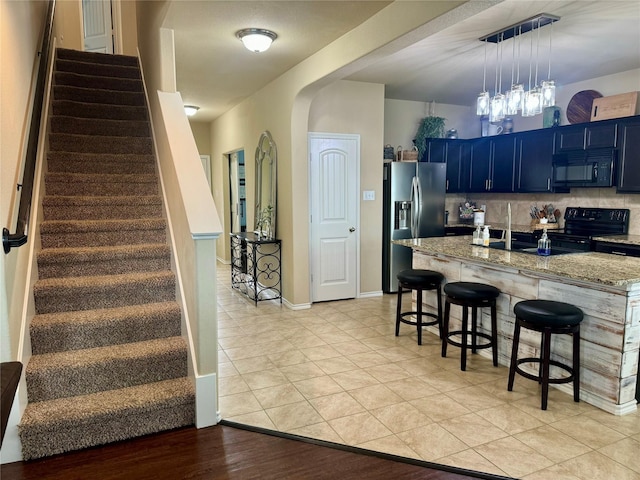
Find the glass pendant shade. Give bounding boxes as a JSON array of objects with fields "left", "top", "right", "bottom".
[
  {"left": 506, "top": 84, "right": 524, "bottom": 115},
  {"left": 532, "top": 87, "right": 543, "bottom": 114},
  {"left": 523, "top": 87, "right": 542, "bottom": 116},
  {"left": 476, "top": 91, "right": 490, "bottom": 115},
  {"left": 489, "top": 93, "right": 506, "bottom": 123},
  {"left": 541, "top": 80, "right": 556, "bottom": 107}
]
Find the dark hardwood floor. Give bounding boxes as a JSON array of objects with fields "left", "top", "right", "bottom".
[{"left": 1, "top": 423, "right": 514, "bottom": 480}]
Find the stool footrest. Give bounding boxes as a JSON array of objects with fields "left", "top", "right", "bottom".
[
  {"left": 515, "top": 357, "right": 575, "bottom": 385},
  {"left": 399, "top": 311, "right": 439, "bottom": 328},
  {"left": 446, "top": 330, "right": 493, "bottom": 350}
]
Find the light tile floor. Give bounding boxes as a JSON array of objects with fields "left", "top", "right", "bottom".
[{"left": 216, "top": 263, "right": 640, "bottom": 479}]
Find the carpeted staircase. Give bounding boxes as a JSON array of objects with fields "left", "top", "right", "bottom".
[{"left": 18, "top": 48, "right": 195, "bottom": 460}]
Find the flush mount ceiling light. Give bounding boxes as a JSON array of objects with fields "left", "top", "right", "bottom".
[
  {"left": 184, "top": 105, "right": 199, "bottom": 117},
  {"left": 236, "top": 28, "right": 277, "bottom": 53}
]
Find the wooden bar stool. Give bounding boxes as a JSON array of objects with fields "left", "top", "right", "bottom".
[
  {"left": 395, "top": 269, "right": 444, "bottom": 345},
  {"left": 441, "top": 281, "right": 500, "bottom": 371},
  {"left": 508, "top": 299, "right": 584, "bottom": 410}
]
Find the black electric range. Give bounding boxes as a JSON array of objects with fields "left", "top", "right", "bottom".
[{"left": 547, "top": 207, "right": 630, "bottom": 252}]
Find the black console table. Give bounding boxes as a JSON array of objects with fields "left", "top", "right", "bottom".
[{"left": 230, "top": 232, "right": 282, "bottom": 305}]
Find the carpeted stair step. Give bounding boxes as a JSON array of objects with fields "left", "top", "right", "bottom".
[
  {"left": 52, "top": 99, "right": 148, "bottom": 121},
  {"left": 53, "top": 85, "right": 145, "bottom": 106},
  {"left": 47, "top": 151, "right": 156, "bottom": 175},
  {"left": 49, "top": 132, "right": 153, "bottom": 154},
  {"left": 37, "top": 244, "right": 171, "bottom": 279},
  {"left": 25, "top": 336, "right": 188, "bottom": 402},
  {"left": 44, "top": 172, "right": 158, "bottom": 196},
  {"left": 56, "top": 58, "right": 141, "bottom": 80},
  {"left": 19, "top": 47, "right": 195, "bottom": 460},
  {"left": 50, "top": 115, "right": 150, "bottom": 137},
  {"left": 56, "top": 47, "right": 139, "bottom": 67},
  {"left": 42, "top": 195, "right": 163, "bottom": 221},
  {"left": 40, "top": 218, "right": 166, "bottom": 248},
  {"left": 18, "top": 377, "right": 195, "bottom": 460},
  {"left": 33, "top": 271, "right": 176, "bottom": 314},
  {"left": 54, "top": 71, "right": 143, "bottom": 92},
  {"left": 30, "top": 302, "right": 182, "bottom": 355}
]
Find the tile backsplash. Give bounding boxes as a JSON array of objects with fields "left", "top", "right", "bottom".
[{"left": 446, "top": 189, "right": 640, "bottom": 235}]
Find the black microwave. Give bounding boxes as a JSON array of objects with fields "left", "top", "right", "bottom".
[{"left": 552, "top": 149, "right": 616, "bottom": 188}]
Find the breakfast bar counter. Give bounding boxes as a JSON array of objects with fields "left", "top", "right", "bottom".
[{"left": 395, "top": 236, "right": 640, "bottom": 415}]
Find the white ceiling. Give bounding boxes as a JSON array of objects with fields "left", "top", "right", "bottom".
[{"left": 164, "top": 1, "right": 640, "bottom": 122}]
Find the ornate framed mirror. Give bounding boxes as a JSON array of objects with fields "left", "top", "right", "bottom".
[{"left": 254, "top": 131, "right": 277, "bottom": 239}]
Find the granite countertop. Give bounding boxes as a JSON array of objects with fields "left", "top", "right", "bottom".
[
  {"left": 396, "top": 236, "right": 640, "bottom": 287},
  {"left": 592, "top": 234, "right": 640, "bottom": 246}
]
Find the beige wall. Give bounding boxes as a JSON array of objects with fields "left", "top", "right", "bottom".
[
  {"left": 189, "top": 121, "right": 212, "bottom": 157},
  {"left": 209, "top": 1, "right": 475, "bottom": 306},
  {"left": 52, "top": 0, "right": 83, "bottom": 50},
  {"left": 120, "top": 0, "right": 139, "bottom": 56},
  {"left": 308, "top": 80, "right": 385, "bottom": 295},
  {"left": 1, "top": 0, "right": 49, "bottom": 361}
]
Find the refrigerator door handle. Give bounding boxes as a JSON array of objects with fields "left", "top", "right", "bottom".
[{"left": 410, "top": 176, "right": 421, "bottom": 237}]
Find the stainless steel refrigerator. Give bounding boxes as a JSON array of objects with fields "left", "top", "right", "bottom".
[{"left": 382, "top": 162, "right": 446, "bottom": 293}]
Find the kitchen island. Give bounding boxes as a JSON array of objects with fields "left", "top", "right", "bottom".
[{"left": 396, "top": 235, "right": 640, "bottom": 415}]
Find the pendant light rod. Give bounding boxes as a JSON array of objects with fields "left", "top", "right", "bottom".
[
  {"left": 516, "top": 25, "right": 522, "bottom": 83},
  {"left": 547, "top": 20, "right": 553, "bottom": 80},
  {"left": 534, "top": 18, "right": 541, "bottom": 86},
  {"left": 510, "top": 28, "right": 516, "bottom": 87},
  {"left": 479, "top": 13, "right": 559, "bottom": 43},
  {"left": 483, "top": 38, "right": 487, "bottom": 92}
]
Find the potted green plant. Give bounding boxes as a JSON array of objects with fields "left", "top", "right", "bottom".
[{"left": 414, "top": 116, "right": 446, "bottom": 161}]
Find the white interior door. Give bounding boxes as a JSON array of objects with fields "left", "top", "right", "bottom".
[
  {"left": 82, "top": 0, "right": 113, "bottom": 53},
  {"left": 309, "top": 133, "right": 359, "bottom": 302}
]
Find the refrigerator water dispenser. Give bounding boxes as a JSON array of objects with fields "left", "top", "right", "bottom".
[{"left": 396, "top": 201, "right": 411, "bottom": 230}]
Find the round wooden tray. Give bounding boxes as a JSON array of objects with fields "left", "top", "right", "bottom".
[{"left": 566, "top": 90, "right": 602, "bottom": 124}]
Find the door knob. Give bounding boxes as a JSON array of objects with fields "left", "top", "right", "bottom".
[{"left": 349, "top": 227, "right": 356, "bottom": 232}]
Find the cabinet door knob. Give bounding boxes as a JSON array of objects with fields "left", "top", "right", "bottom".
[{"left": 349, "top": 227, "right": 356, "bottom": 232}]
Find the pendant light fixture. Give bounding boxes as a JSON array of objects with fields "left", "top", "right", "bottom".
[
  {"left": 478, "top": 14, "right": 559, "bottom": 119},
  {"left": 236, "top": 28, "right": 277, "bottom": 53}
]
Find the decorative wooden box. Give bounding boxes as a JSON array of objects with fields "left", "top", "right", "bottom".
[{"left": 591, "top": 91, "right": 639, "bottom": 121}]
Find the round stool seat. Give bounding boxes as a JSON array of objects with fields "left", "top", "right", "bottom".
[
  {"left": 397, "top": 269, "right": 444, "bottom": 287},
  {"left": 441, "top": 282, "right": 500, "bottom": 371},
  {"left": 514, "top": 300, "right": 583, "bottom": 327},
  {"left": 395, "top": 269, "right": 445, "bottom": 346},
  {"left": 509, "top": 299, "right": 584, "bottom": 410},
  {"left": 444, "top": 282, "right": 500, "bottom": 301}
]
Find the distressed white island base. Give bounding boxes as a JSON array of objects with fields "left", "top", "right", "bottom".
[{"left": 396, "top": 236, "right": 640, "bottom": 416}]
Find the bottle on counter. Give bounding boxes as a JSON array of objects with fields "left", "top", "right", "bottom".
[
  {"left": 473, "top": 226, "right": 481, "bottom": 245},
  {"left": 537, "top": 228, "right": 551, "bottom": 256},
  {"left": 482, "top": 226, "right": 490, "bottom": 246}
]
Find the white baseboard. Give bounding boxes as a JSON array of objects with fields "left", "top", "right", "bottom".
[
  {"left": 283, "top": 298, "right": 311, "bottom": 310},
  {"left": 0, "top": 385, "right": 25, "bottom": 464},
  {"left": 358, "top": 290, "right": 383, "bottom": 298},
  {"left": 195, "top": 373, "right": 218, "bottom": 428}
]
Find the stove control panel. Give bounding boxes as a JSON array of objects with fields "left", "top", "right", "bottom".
[{"left": 564, "top": 208, "right": 629, "bottom": 224}]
